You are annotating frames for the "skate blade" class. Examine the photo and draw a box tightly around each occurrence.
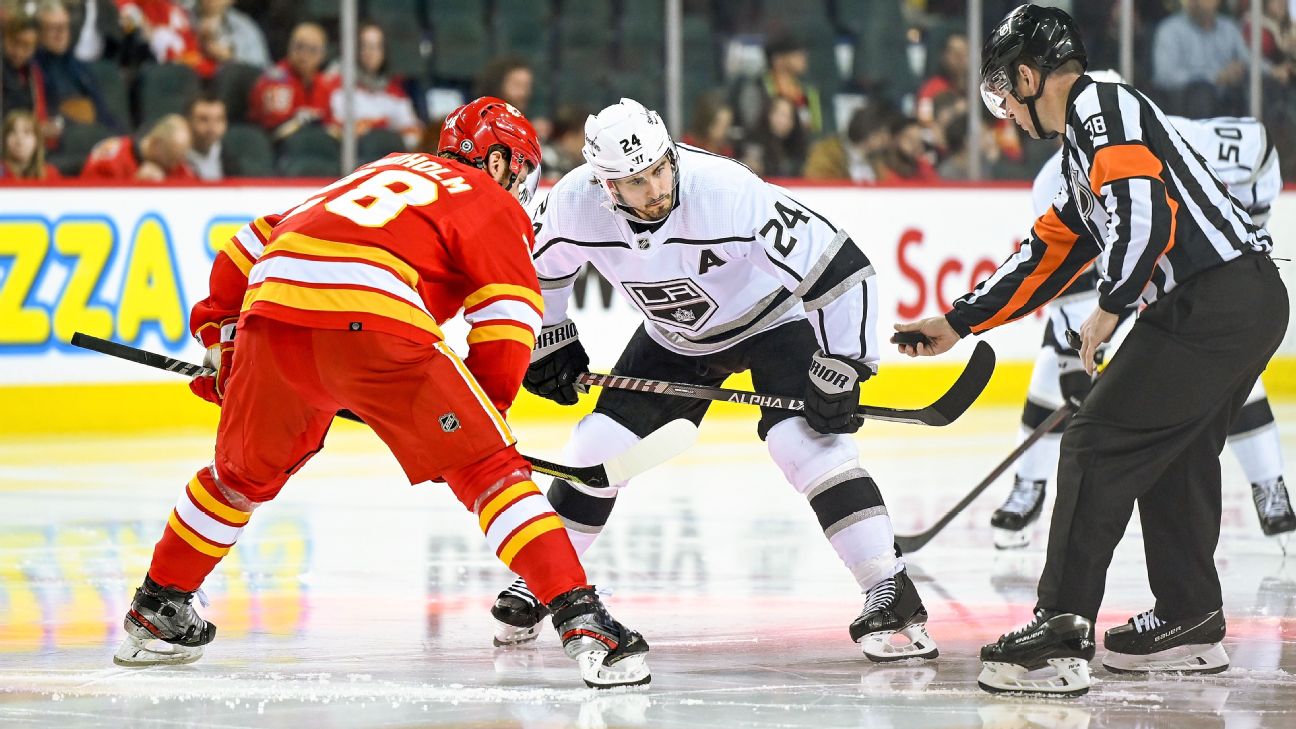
[1102,642,1229,675]
[492,619,543,648]
[993,527,1031,550]
[577,650,651,689]
[977,657,1091,697]
[860,623,939,663]
[113,634,204,667]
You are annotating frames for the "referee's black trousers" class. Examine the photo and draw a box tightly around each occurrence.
[1036,254,1289,623]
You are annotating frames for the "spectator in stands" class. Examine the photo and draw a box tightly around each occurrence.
[192,0,270,73]
[82,111,193,180]
[803,102,895,182]
[249,21,337,141]
[935,112,1002,180]
[1242,0,1296,78]
[329,20,420,150]
[539,102,591,180]
[185,93,227,181]
[741,95,808,178]
[682,91,735,158]
[472,55,546,136]
[876,116,938,182]
[68,0,122,63]
[36,1,121,131]
[2,109,61,180]
[734,31,823,141]
[3,16,51,129]
[117,0,202,68]
[916,32,968,127]
[1152,0,1251,117]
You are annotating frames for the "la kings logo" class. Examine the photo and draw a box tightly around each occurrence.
[624,278,717,332]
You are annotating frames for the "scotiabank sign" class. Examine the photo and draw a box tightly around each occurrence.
[1,183,1291,386]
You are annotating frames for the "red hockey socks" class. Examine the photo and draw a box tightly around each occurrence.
[146,467,251,592]
[446,448,587,605]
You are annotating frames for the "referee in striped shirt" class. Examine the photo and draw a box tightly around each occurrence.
[896,5,1289,695]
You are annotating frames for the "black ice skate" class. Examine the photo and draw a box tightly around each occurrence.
[549,586,650,689]
[978,609,1095,696]
[1101,608,1229,674]
[491,577,549,647]
[114,576,216,666]
[1252,477,1295,542]
[849,569,938,662]
[991,477,1046,549]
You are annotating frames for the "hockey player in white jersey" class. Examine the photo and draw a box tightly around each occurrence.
[490,98,937,663]
[991,99,1293,549]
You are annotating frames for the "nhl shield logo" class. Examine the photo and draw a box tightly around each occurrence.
[439,413,460,433]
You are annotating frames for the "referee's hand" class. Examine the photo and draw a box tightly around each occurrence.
[1077,308,1119,375]
[892,317,959,357]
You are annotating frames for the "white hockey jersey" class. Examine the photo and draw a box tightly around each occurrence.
[532,144,879,365]
[1033,114,1282,349]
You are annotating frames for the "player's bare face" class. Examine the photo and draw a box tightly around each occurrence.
[612,155,674,221]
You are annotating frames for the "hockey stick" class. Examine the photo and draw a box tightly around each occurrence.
[893,402,1074,553]
[576,340,996,427]
[69,332,697,491]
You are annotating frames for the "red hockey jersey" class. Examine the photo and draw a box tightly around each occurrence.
[191,153,542,412]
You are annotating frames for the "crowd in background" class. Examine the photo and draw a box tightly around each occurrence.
[2,0,1295,184]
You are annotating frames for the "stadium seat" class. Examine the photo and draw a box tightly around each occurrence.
[137,63,201,127]
[279,155,342,177]
[222,124,276,177]
[213,63,263,125]
[357,129,406,164]
[85,60,131,131]
[277,125,340,177]
[430,0,488,82]
[492,0,550,62]
[48,122,113,176]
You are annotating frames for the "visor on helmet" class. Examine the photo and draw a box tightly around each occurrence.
[980,65,1014,119]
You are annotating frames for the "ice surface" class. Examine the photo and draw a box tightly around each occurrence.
[1,407,1293,727]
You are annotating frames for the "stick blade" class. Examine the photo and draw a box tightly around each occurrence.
[918,340,996,426]
[602,419,699,486]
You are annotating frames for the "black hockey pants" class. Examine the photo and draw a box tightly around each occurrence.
[1036,254,1289,623]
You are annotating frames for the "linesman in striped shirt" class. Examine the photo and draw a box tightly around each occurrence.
[895,5,1289,696]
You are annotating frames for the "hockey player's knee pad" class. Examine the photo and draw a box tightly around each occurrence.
[766,418,860,495]
[443,445,532,511]
[560,413,641,470]
[208,463,265,512]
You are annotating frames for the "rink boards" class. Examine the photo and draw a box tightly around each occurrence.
[1,181,1293,435]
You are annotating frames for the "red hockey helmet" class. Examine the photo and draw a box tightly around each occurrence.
[439,96,542,202]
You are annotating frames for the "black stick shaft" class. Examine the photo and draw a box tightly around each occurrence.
[894,402,1073,553]
[68,332,600,484]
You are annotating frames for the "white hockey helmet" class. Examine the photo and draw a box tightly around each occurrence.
[582,98,679,221]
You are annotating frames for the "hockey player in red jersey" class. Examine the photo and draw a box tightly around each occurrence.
[114,97,651,689]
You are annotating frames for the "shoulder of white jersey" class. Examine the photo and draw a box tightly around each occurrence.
[1032,147,1066,217]
[676,143,766,202]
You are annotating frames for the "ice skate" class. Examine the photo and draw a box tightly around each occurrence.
[849,569,938,662]
[549,586,650,689]
[113,576,216,667]
[1252,477,1295,553]
[491,577,549,647]
[978,609,1095,696]
[991,477,1046,549]
[1101,608,1229,674]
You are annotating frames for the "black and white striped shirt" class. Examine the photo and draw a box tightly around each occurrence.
[947,75,1273,336]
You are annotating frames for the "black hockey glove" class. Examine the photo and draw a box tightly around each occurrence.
[804,350,874,435]
[523,319,589,406]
